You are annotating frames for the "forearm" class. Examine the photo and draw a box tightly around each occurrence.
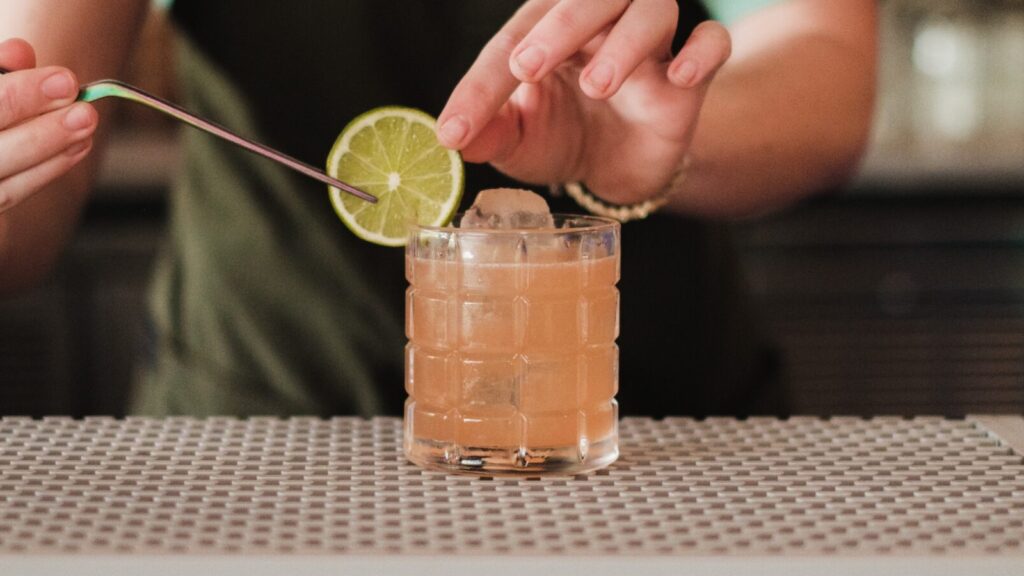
[669,0,877,218]
[0,155,99,295]
[0,0,148,294]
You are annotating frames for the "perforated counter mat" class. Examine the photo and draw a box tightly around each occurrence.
[1,416,1023,575]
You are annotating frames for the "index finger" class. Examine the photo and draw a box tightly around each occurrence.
[436,0,555,150]
[0,66,81,130]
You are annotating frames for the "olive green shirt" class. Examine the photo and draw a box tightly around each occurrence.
[133,1,787,418]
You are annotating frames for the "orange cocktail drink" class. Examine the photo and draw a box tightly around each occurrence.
[404,214,620,475]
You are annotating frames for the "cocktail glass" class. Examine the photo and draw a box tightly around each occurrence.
[404,214,620,476]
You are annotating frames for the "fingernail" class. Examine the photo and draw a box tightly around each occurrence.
[513,45,545,79]
[64,140,90,156]
[438,116,469,147]
[41,71,76,99]
[63,104,94,130]
[586,61,615,93]
[672,60,698,86]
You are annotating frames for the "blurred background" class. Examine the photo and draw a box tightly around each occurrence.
[1,1,1023,417]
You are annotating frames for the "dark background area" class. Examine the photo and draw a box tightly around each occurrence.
[2,1,1023,417]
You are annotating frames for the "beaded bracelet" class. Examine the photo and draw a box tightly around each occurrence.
[557,156,691,223]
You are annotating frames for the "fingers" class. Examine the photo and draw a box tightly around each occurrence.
[509,0,631,83]
[0,37,97,214]
[579,0,679,99]
[0,65,82,130]
[0,38,37,72]
[437,0,555,149]
[667,20,732,88]
[0,102,97,180]
[0,137,93,214]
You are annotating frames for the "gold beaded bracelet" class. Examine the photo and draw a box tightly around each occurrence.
[556,156,691,223]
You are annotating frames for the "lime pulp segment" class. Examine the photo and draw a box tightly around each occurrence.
[327,107,463,246]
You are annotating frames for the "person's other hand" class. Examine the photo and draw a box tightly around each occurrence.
[0,38,97,214]
[437,0,730,205]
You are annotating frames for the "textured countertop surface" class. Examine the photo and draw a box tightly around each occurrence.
[1,415,1022,575]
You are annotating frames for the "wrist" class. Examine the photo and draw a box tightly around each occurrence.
[555,155,691,222]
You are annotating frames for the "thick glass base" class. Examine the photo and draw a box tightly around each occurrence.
[404,435,619,477]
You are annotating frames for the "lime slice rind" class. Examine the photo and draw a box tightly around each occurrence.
[327,106,463,247]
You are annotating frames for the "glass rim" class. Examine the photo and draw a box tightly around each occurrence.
[409,213,621,236]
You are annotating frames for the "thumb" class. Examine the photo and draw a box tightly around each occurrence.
[459,100,522,165]
[667,21,732,89]
[0,38,37,71]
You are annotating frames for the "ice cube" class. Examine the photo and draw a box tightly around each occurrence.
[460,188,555,230]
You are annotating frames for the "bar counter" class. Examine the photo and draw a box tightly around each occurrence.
[1,416,1022,575]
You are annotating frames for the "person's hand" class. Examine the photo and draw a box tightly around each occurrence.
[437,0,730,205]
[0,38,97,214]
